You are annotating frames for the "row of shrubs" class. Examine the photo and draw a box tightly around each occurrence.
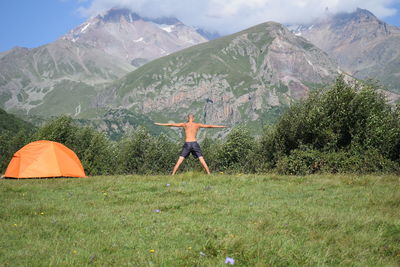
[1,76,399,175]
[0,116,257,175]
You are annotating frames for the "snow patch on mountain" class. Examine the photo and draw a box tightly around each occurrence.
[157,24,175,33]
[81,23,91,33]
[133,37,144,43]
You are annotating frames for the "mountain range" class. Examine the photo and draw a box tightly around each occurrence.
[291,8,400,94]
[106,21,338,133]
[0,8,207,118]
[1,7,399,138]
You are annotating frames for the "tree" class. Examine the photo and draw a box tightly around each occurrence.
[261,76,400,174]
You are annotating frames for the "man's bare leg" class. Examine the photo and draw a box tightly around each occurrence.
[198,156,211,174]
[172,156,185,175]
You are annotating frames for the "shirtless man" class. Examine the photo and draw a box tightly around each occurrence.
[155,114,227,175]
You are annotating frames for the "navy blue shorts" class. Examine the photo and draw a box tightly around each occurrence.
[180,142,203,158]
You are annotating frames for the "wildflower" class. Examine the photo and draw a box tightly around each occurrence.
[200,251,206,256]
[225,257,235,265]
[219,172,224,174]
[166,184,171,187]
[40,212,44,215]
[188,246,192,250]
[153,209,161,213]
[73,250,77,254]
[13,224,17,227]
[149,249,155,253]
[103,192,108,196]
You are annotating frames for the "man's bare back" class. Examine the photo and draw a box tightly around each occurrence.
[154,114,227,174]
[182,121,223,141]
[183,122,199,142]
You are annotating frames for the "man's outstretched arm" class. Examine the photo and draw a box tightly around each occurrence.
[154,122,185,127]
[199,124,228,128]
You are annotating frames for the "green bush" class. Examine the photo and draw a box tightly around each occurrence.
[258,126,280,170]
[276,148,399,175]
[116,127,179,175]
[76,128,116,176]
[276,148,323,175]
[217,127,256,173]
[265,76,400,174]
[200,136,222,172]
[0,129,32,174]
[141,134,180,174]
[34,116,78,146]
[116,127,152,174]
[271,76,399,154]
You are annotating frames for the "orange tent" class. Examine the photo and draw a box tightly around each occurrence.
[4,140,86,179]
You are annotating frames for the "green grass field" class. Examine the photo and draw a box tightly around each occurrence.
[1,173,400,266]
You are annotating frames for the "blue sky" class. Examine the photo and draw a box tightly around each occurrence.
[0,0,87,52]
[385,2,400,25]
[1,0,400,52]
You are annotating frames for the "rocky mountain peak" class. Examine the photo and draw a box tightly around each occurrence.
[292,8,400,96]
[331,8,391,32]
[354,8,378,19]
[293,8,400,51]
[266,22,301,39]
[61,7,207,67]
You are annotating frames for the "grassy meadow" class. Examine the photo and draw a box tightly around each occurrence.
[1,173,400,266]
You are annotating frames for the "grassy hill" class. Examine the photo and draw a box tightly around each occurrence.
[0,108,35,133]
[1,173,399,266]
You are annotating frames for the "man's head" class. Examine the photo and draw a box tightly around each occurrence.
[187,113,194,122]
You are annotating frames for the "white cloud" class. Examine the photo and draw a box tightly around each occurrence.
[77,0,400,34]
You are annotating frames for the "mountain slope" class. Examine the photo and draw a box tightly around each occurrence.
[107,22,339,129]
[294,8,400,93]
[0,40,134,116]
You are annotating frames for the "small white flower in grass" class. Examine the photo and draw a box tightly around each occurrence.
[166,184,170,187]
[153,209,161,213]
[200,251,206,256]
[225,257,235,265]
